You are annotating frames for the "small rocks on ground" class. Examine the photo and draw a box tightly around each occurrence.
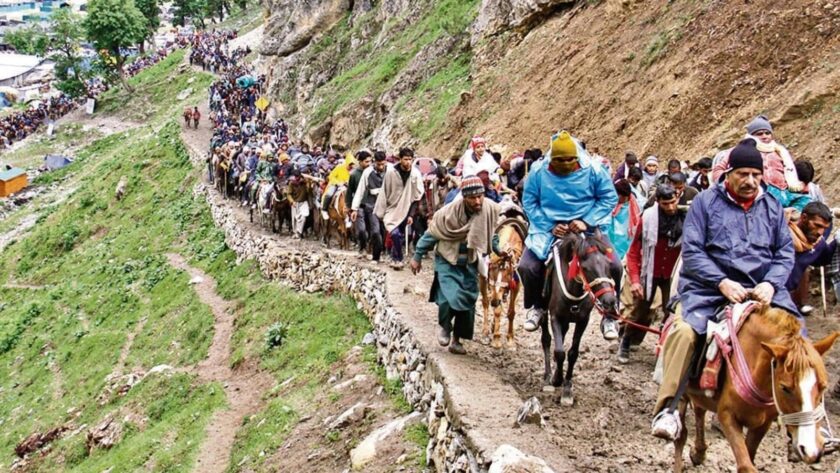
[515,396,545,428]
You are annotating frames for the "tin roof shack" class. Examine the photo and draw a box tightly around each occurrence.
[0,167,27,197]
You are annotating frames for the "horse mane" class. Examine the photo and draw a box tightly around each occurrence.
[758,306,820,377]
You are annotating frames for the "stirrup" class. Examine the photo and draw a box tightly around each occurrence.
[651,410,681,441]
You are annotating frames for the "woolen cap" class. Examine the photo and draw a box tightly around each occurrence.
[550,131,577,159]
[746,115,773,135]
[460,175,484,197]
[727,138,763,173]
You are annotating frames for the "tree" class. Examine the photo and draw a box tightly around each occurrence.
[173,0,208,28]
[135,0,160,52]
[49,8,92,97]
[83,0,147,93]
[3,26,49,56]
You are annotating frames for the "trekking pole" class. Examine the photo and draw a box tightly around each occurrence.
[405,224,411,260]
[821,266,828,317]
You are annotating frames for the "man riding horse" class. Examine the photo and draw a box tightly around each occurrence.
[519,130,622,339]
[651,138,802,441]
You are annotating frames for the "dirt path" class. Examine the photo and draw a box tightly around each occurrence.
[165,253,273,473]
[187,162,840,471]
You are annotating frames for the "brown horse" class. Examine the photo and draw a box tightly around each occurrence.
[479,217,526,349]
[324,187,350,249]
[673,305,838,473]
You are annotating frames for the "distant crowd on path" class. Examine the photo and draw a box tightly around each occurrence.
[0,30,196,154]
[189,30,249,75]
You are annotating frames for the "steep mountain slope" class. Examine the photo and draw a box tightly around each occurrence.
[260,0,840,189]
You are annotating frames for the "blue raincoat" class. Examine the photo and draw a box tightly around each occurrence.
[522,153,618,260]
[606,202,632,260]
[678,184,800,334]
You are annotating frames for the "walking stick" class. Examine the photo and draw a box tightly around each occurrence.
[821,266,828,317]
[405,223,411,260]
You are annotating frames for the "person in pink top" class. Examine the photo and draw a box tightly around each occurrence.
[711,115,810,211]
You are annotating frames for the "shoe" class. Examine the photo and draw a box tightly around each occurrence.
[262,208,270,214]
[448,340,466,355]
[601,318,619,341]
[321,211,329,220]
[390,261,404,270]
[617,339,630,364]
[651,410,681,441]
[800,305,814,316]
[523,308,545,332]
[438,326,451,347]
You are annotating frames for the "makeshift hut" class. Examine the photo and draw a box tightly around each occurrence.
[0,167,27,197]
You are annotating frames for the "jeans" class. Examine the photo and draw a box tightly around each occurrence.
[390,220,409,262]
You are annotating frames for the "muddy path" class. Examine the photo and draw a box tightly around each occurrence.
[166,253,274,473]
[182,118,840,471]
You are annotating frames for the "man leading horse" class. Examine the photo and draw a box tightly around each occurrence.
[519,130,622,339]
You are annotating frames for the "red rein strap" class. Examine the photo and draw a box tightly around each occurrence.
[573,245,662,336]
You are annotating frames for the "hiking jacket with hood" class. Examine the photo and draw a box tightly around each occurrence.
[522,152,617,260]
[678,183,800,334]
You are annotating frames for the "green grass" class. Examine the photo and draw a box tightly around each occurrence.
[216,5,263,34]
[96,50,215,123]
[406,52,472,141]
[307,0,480,128]
[1,123,100,170]
[404,422,430,466]
[0,31,388,472]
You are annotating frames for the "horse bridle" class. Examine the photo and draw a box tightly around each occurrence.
[554,243,617,312]
[769,360,838,453]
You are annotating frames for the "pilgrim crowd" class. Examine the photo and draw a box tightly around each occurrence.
[197,29,840,444]
[0,31,194,153]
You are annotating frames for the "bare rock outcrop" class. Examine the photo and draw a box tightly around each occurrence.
[472,0,575,40]
[261,0,351,57]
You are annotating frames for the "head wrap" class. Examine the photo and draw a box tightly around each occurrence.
[460,175,484,197]
[746,115,773,135]
[470,136,486,150]
[550,131,577,159]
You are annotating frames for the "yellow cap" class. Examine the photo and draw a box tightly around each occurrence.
[550,131,577,159]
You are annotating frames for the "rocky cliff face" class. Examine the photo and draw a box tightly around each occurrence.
[260,0,840,191]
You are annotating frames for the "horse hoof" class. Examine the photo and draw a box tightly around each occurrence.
[689,450,706,466]
[505,340,517,351]
[480,335,491,346]
[491,339,503,349]
[542,385,555,393]
[560,395,574,407]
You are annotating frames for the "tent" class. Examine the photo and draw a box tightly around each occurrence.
[44,154,72,170]
[236,75,255,88]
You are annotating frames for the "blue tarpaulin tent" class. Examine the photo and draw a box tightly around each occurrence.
[236,75,256,88]
[44,155,72,170]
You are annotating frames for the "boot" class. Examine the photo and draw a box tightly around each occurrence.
[437,325,450,347]
[617,336,631,364]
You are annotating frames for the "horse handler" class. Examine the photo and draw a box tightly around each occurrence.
[410,176,500,355]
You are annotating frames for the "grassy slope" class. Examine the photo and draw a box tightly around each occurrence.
[0,46,374,472]
[303,0,480,141]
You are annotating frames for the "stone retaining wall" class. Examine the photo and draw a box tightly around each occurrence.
[188,150,484,471]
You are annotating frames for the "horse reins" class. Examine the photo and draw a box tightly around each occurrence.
[562,244,662,336]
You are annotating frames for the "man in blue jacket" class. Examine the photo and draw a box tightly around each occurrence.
[519,131,621,339]
[651,138,800,441]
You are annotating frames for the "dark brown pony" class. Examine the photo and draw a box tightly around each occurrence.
[674,306,838,473]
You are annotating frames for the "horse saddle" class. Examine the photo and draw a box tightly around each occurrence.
[698,301,761,396]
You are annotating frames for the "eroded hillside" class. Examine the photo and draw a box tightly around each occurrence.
[260,0,840,190]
